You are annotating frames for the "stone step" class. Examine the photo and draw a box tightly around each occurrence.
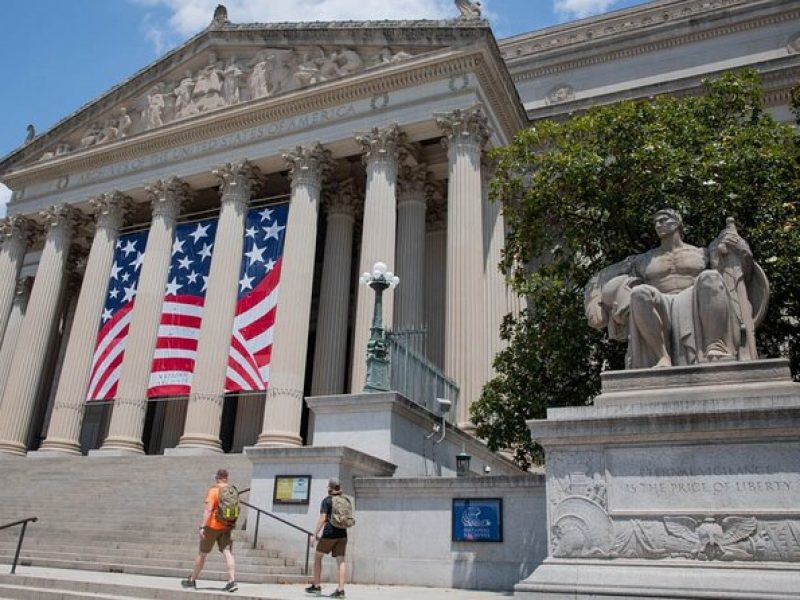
[0,540,286,559]
[0,549,293,569]
[0,572,280,600]
[0,557,308,583]
[0,543,290,564]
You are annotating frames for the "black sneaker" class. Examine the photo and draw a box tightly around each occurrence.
[180,578,196,589]
[305,584,322,596]
[329,590,346,598]
[223,581,238,593]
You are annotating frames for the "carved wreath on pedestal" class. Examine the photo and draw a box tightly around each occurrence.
[548,451,800,563]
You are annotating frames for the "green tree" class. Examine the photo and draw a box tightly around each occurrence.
[473,71,800,470]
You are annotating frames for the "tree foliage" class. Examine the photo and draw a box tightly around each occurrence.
[472,71,800,470]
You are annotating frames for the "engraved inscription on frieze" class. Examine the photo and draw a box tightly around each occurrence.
[606,443,799,514]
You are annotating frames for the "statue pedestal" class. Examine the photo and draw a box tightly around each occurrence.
[515,359,800,599]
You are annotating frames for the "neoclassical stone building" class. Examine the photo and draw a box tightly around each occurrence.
[0,0,796,456]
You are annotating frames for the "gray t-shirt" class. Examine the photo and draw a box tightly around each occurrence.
[320,495,347,539]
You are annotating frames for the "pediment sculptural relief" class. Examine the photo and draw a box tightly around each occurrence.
[38,45,415,162]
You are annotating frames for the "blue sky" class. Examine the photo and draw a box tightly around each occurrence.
[0,0,651,213]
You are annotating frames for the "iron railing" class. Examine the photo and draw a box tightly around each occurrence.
[0,517,37,574]
[387,329,459,423]
[238,489,312,575]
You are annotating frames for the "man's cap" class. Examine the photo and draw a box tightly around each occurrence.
[328,477,340,489]
[216,469,229,480]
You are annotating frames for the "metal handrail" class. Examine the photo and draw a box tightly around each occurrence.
[0,517,38,574]
[238,489,313,576]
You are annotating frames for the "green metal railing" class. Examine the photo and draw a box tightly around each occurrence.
[238,489,312,575]
[387,329,459,423]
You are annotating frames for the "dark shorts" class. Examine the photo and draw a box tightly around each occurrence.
[316,537,347,557]
[199,526,233,553]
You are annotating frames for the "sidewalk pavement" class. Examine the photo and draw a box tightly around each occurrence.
[12,566,514,599]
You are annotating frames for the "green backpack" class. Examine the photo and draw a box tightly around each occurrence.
[215,484,240,526]
[330,495,355,529]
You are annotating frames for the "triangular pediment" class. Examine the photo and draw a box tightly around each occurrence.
[2,17,495,173]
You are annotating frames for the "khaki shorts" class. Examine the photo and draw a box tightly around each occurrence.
[316,537,347,557]
[199,526,233,553]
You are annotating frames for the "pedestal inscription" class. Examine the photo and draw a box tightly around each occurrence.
[607,442,800,514]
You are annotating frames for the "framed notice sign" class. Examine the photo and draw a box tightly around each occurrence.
[273,475,311,505]
[452,498,503,542]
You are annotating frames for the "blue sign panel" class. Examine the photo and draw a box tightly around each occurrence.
[452,498,503,542]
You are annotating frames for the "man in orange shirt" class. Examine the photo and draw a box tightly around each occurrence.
[181,469,238,592]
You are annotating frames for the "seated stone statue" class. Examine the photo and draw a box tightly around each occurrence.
[584,209,769,369]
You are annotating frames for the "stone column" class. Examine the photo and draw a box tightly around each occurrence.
[395,164,428,333]
[99,178,189,454]
[38,193,129,454]
[33,259,83,450]
[436,105,490,428]
[177,160,261,453]
[0,204,78,456]
[0,216,32,347]
[0,277,32,398]
[350,124,403,392]
[482,159,509,379]
[257,143,332,447]
[424,184,447,370]
[311,179,359,396]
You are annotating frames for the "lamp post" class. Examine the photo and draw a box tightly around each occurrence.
[360,261,399,392]
[456,447,472,477]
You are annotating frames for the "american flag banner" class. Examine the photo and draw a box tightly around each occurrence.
[225,203,289,392]
[86,229,150,401]
[148,217,219,397]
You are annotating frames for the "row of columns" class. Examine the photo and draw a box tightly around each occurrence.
[0,105,509,455]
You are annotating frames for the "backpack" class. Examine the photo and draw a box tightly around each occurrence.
[329,494,355,529]
[215,484,240,527]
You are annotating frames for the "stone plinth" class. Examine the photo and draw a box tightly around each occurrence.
[307,392,521,477]
[515,359,800,600]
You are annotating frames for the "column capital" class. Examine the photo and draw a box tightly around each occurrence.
[436,104,490,154]
[0,215,34,246]
[282,143,333,192]
[323,178,360,218]
[90,191,131,233]
[356,123,406,168]
[425,181,447,232]
[145,177,191,219]
[213,159,263,207]
[397,164,430,202]
[39,204,80,242]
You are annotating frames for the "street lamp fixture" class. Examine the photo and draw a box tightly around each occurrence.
[360,261,400,392]
[456,447,472,477]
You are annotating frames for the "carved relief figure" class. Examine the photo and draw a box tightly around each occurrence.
[173,71,197,119]
[80,123,102,148]
[585,209,769,369]
[221,57,244,104]
[192,62,225,112]
[370,47,413,66]
[144,84,168,129]
[248,51,272,99]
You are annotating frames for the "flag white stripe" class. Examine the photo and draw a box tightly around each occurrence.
[87,338,126,399]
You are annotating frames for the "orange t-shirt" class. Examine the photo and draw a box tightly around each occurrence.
[205,484,230,531]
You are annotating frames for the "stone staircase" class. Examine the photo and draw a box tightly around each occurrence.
[0,454,308,593]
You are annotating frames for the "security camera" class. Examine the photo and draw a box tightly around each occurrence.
[483,465,492,475]
[435,398,452,411]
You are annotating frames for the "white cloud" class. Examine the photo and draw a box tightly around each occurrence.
[554,0,616,19]
[132,0,455,51]
[0,184,11,218]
